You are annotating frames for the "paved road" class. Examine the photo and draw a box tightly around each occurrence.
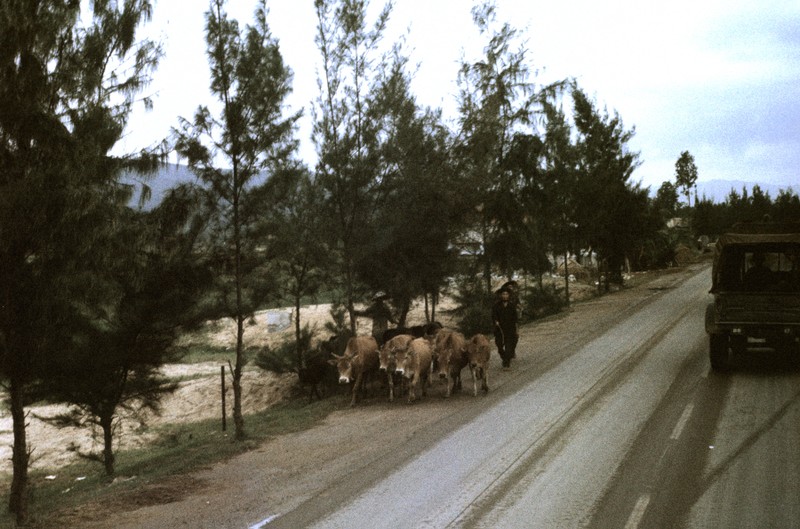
[268,266,800,529]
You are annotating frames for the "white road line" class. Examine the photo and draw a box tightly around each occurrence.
[670,403,695,440]
[624,494,651,529]
[250,514,279,528]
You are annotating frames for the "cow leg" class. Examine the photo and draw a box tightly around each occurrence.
[350,373,363,407]
[481,368,489,393]
[471,366,479,397]
[387,372,394,402]
[407,376,417,403]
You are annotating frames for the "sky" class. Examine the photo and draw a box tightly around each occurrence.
[116,0,800,193]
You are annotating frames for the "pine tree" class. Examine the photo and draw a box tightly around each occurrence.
[675,150,698,207]
[312,0,393,333]
[455,1,544,295]
[571,86,644,287]
[41,192,212,476]
[0,1,160,521]
[173,0,300,441]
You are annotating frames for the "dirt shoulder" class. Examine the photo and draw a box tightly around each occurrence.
[37,264,710,529]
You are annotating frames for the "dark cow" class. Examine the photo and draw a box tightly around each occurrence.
[394,337,433,403]
[379,334,414,402]
[433,329,468,398]
[465,333,491,396]
[381,321,443,346]
[295,332,353,403]
[328,335,380,407]
[297,354,336,403]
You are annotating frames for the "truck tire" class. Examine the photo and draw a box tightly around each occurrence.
[709,334,730,371]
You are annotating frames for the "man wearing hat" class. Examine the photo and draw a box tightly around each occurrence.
[492,287,519,369]
[355,291,395,345]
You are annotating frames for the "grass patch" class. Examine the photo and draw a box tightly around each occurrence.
[0,395,342,528]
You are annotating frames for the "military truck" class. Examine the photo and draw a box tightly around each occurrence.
[705,222,800,370]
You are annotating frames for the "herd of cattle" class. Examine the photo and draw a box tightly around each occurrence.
[299,324,492,406]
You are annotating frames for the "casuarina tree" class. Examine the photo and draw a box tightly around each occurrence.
[455,1,558,295]
[40,190,212,477]
[675,150,698,207]
[0,1,160,522]
[173,0,301,441]
[312,0,394,334]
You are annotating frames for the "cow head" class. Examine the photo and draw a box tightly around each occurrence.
[328,353,354,384]
[394,346,411,377]
[395,347,415,379]
[436,346,452,379]
[378,344,394,372]
[381,335,412,372]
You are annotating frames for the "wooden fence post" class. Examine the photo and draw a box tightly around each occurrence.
[221,365,227,432]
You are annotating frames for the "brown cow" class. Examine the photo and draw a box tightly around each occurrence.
[465,333,491,396]
[394,337,433,403]
[433,329,468,398]
[328,335,380,407]
[379,334,414,402]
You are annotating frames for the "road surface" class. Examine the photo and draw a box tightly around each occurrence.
[266,265,800,529]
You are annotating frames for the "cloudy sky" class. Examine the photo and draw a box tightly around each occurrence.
[117,0,800,193]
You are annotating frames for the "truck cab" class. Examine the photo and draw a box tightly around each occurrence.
[705,222,800,370]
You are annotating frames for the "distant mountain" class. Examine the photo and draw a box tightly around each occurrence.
[694,180,797,204]
[125,166,794,209]
[121,163,198,210]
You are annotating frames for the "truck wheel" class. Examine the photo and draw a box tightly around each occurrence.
[709,334,730,371]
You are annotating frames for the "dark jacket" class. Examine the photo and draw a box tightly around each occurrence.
[492,300,518,334]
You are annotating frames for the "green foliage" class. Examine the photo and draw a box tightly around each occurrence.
[37,200,213,477]
[324,305,350,336]
[254,325,315,374]
[450,274,494,337]
[675,150,699,206]
[455,1,563,292]
[632,229,678,270]
[313,0,396,332]
[172,0,302,441]
[693,187,800,237]
[520,284,568,322]
[654,181,680,220]
[0,0,162,520]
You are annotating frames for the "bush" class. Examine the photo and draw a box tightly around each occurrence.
[254,325,315,374]
[449,274,494,337]
[521,283,567,322]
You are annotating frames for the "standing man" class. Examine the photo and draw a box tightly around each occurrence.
[355,291,395,345]
[492,287,519,370]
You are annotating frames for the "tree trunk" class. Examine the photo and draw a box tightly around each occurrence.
[8,375,29,524]
[295,295,303,370]
[563,249,570,307]
[101,413,116,476]
[233,314,245,441]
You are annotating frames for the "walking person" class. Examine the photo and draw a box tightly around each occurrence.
[492,287,519,370]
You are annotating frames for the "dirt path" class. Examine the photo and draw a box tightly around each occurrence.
[38,265,709,528]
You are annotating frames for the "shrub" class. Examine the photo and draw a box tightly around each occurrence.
[521,283,567,322]
[254,325,315,374]
[449,274,494,337]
